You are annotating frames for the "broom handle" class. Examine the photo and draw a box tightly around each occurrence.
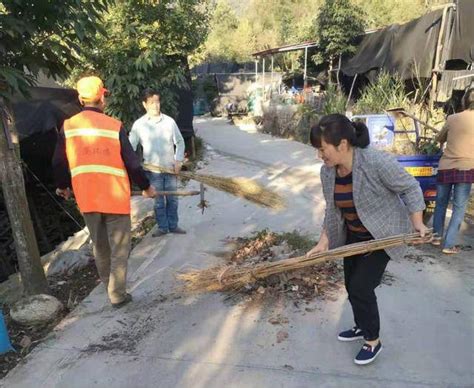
[245,231,432,280]
[131,190,200,196]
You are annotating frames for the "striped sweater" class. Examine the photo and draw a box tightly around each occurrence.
[334,172,373,241]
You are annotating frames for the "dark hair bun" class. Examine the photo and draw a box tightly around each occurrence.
[309,114,371,149]
[352,121,370,148]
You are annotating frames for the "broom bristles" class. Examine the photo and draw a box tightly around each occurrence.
[144,163,286,210]
[178,231,432,293]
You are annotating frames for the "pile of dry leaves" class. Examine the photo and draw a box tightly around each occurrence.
[226,230,344,301]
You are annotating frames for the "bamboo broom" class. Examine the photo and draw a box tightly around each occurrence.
[178,231,432,293]
[144,163,286,210]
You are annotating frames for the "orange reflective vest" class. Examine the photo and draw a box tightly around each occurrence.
[63,110,131,214]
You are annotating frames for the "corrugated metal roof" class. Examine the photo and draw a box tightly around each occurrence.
[252,41,318,57]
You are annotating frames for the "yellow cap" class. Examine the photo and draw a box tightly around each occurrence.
[76,76,108,102]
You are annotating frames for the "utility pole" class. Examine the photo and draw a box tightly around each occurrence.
[0,103,49,295]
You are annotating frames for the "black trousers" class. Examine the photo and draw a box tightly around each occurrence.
[344,249,390,341]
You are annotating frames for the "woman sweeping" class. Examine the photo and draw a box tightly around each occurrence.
[307,114,429,365]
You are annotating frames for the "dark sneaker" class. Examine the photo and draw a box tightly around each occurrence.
[170,227,186,234]
[112,293,132,309]
[354,342,383,365]
[152,229,168,237]
[338,327,364,342]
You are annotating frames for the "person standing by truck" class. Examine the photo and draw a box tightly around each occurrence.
[432,88,474,254]
[307,114,428,365]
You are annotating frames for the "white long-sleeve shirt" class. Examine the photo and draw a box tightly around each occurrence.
[129,113,185,169]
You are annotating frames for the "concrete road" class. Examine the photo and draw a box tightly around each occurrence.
[2,118,473,388]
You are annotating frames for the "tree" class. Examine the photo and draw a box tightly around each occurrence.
[198,0,324,66]
[202,0,240,61]
[0,110,50,295]
[0,0,110,98]
[352,0,427,29]
[70,0,211,129]
[312,0,366,75]
[0,0,109,295]
[196,0,434,70]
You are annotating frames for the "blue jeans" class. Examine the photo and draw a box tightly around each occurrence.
[433,183,472,249]
[147,172,179,232]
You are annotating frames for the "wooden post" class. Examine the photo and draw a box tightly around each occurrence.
[429,3,453,109]
[336,55,342,88]
[271,55,274,96]
[0,104,49,295]
[304,46,308,88]
[346,73,358,109]
[255,59,258,84]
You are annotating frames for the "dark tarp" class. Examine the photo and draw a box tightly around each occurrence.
[215,73,257,96]
[389,10,442,78]
[341,26,397,77]
[175,88,194,139]
[342,10,443,79]
[448,0,474,64]
[11,87,81,140]
[174,65,195,139]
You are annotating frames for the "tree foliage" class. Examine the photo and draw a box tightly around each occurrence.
[71,0,211,128]
[198,0,433,66]
[200,0,322,65]
[245,0,322,49]
[353,0,427,29]
[200,0,240,61]
[312,0,365,66]
[0,0,110,100]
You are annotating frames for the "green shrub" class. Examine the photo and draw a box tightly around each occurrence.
[353,71,410,114]
[321,83,347,115]
[295,104,319,143]
[417,137,441,155]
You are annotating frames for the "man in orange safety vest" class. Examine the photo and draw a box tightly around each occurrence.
[53,76,157,308]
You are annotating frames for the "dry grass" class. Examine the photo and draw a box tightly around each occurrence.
[144,163,286,210]
[178,232,432,293]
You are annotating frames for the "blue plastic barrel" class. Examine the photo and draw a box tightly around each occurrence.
[193,98,208,116]
[0,309,14,354]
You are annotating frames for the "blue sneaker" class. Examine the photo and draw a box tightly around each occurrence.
[354,342,383,365]
[337,327,364,342]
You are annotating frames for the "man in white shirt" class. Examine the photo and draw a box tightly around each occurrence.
[129,88,186,237]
